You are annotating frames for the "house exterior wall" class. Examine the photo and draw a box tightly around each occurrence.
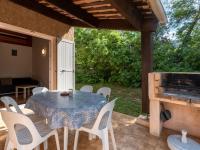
[0,0,74,40]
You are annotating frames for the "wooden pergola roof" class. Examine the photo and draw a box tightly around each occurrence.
[11,0,167,32]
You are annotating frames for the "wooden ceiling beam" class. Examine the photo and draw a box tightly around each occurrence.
[141,19,158,32]
[97,19,138,31]
[105,0,141,30]
[71,19,136,30]
[137,7,151,12]
[44,0,99,27]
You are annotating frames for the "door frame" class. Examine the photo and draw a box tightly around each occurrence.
[0,22,56,89]
[57,38,75,90]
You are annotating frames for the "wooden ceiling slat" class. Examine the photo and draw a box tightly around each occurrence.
[39,3,78,19]
[142,11,152,14]
[93,13,121,17]
[91,11,119,14]
[88,8,117,13]
[40,3,77,19]
[11,0,78,25]
[86,6,116,11]
[42,0,99,27]
[134,0,146,2]
[11,0,159,31]
[10,0,90,27]
[98,17,124,19]
[73,0,103,5]
[81,4,111,9]
[79,1,111,9]
[137,5,150,9]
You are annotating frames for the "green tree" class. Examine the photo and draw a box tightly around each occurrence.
[154,0,200,72]
[75,0,200,87]
[75,29,141,87]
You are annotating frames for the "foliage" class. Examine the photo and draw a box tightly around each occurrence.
[154,0,200,72]
[75,29,141,87]
[75,0,200,87]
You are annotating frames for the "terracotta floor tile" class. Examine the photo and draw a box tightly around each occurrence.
[0,112,192,150]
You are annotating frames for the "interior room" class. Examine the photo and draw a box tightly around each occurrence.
[0,29,50,104]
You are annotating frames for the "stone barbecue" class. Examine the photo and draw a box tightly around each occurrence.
[149,72,200,138]
[160,73,200,103]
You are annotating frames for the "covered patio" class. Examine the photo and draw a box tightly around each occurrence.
[2,0,197,150]
[11,0,167,113]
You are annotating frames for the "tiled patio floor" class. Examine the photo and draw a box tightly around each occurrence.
[0,112,178,150]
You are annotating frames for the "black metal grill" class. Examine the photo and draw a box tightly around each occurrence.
[160,73,200,103]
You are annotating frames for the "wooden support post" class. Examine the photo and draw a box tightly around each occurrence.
[141,31,153,113]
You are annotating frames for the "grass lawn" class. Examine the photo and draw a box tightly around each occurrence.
[76,83,142,117]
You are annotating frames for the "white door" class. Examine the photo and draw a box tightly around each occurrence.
[57,39,75,91]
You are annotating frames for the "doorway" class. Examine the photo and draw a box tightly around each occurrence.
[0,22,56,90]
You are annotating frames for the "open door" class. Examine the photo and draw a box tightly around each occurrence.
[57,39,75,91]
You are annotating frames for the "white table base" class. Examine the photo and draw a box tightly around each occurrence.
[64,127,68,150]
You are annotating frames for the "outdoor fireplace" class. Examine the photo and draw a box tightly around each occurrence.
[149,72,200,138]
[160,73,200,103]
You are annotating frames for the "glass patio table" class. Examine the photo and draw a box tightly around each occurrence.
[25,91,107,150]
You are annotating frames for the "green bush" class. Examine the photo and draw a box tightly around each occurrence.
[75,29,142,87]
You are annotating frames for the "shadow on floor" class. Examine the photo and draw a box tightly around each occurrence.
[0,112,175,150]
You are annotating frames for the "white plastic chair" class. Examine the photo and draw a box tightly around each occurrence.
[80,85,93,93]
[32,87,48,95]
[73,98,117,150]
[97,87,111,100]
[0,96,23,114]
[0,96,44,122]
[1,110,60,150]
[0,96,47,150]
[89,87,111,140]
